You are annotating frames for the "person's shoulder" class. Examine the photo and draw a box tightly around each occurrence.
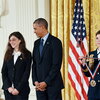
[89,50,97,55]
[25,49,31,56]
[50,34,62,43]
[34,38,40,44]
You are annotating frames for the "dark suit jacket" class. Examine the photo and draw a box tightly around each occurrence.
[1,52,31,95]
[82,49,100,99]
[32,34,64,92]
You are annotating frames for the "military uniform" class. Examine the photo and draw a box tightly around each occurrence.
[81,49,100,100]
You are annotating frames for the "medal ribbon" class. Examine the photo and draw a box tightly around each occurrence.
[86,61,100,79]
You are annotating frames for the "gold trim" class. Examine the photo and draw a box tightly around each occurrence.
[90,80,96,87]
[82,68,89,72]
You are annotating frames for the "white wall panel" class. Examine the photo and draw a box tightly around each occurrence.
[0,0,50,99]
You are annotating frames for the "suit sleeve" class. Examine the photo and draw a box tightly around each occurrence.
[32,42,38,85]
[44,38,62,85]
[1,60,12,90]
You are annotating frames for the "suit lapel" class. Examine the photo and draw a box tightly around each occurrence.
[10,55,14,66]
[14,54,23,66]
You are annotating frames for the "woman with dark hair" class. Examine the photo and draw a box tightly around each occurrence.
[1,31,31,100]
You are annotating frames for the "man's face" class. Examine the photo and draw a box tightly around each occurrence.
[33,23,44,38]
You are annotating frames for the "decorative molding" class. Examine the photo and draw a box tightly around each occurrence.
[0,89,3,100]
[0,0,9,16]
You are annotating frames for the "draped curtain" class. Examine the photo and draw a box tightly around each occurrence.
[50,0,100,100]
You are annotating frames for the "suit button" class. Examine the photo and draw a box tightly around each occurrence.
[97,72,99,74]
[98,80,100,82]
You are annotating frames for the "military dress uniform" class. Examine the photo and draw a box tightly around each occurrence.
[81,49,100,100]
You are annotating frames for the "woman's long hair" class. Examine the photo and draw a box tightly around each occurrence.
[4,31,30,61]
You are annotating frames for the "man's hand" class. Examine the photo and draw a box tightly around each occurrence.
[38,82,47,91]
[34,81,47,91]
[34,81,40,91]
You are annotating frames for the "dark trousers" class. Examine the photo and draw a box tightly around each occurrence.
[4,90,29,100]
[36,90,62,100]
[88,99,100,100]
[88,98,100,100]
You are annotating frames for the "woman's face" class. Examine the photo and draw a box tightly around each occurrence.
[96,34,100,48]
[9,35,21,50]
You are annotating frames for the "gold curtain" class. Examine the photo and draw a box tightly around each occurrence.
[50,0,100,100]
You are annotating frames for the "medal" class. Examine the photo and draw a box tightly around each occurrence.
[85,56,100,79]
[90,80,96,87]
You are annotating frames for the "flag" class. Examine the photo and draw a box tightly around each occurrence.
[68,0,89,100]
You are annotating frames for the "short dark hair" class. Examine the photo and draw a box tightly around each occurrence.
[96,30,100,36]
[33,18,48,29]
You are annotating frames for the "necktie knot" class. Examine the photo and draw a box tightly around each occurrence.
[41,39,44,44]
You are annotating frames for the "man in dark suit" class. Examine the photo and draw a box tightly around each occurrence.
[32,18,64,100]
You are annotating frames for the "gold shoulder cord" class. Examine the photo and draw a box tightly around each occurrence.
[82,68,89,72]
[88,54,94,68]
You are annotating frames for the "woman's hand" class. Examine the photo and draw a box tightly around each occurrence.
[8,87,14,93]
[11,88,19,95]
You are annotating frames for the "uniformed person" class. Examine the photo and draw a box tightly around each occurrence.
[79,30,100,100]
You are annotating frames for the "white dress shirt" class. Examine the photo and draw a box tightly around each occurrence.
[41,33,49,45]
[13,51,21,64]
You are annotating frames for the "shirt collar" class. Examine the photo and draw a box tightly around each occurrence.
[97,49,100,55]
[41,33,49,45]
[13,51,21,56]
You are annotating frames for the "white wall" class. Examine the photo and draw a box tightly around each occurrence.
[0,0,50,99]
